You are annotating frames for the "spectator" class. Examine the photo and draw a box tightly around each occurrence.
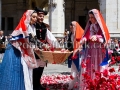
[0,30,5,54]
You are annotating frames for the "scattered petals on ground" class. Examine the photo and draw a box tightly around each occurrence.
[41,74,72,89]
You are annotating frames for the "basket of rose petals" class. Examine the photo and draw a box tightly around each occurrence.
[34,49,72,64]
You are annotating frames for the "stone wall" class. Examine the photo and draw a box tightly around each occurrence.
[2,0,27,35]
[1,0,48,35]
[65,0,99,29]
[99,0,120,37]
[106,0,120,37]
[1,0,120,37]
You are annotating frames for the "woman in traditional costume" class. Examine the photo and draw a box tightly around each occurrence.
[67,21,84,89]
[77,9,110,90]
[0,10,38,90]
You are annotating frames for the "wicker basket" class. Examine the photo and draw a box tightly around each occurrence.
[34,50,72,64]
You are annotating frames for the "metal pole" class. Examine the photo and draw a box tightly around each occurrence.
[48,0,52,31]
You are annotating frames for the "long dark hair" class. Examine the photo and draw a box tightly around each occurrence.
[88,11,94,24]
[88,11,94,15]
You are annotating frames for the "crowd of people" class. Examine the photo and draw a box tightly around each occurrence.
[108,38,120,65]
[0,7,119,90]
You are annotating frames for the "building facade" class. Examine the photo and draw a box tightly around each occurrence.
[0,0,120,37]
[1,0,48,35]
[65,0,120,37]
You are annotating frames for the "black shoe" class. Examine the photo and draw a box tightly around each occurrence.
[33,87,40,90]
[39,85,46,90]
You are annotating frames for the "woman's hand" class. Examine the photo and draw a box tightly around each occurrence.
[73,48,79,57]
[80,37,87,44]
[90,35,97,41]
[33,47,40,51]
[65,49,70,52]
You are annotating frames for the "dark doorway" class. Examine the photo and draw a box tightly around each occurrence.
[32,2,36,9]
[79,16,86,30]
[2,17,5,30]
[7,17,14,30]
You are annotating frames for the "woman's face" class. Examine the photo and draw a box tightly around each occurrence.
[89,14,97,24]
[30,12,37,25]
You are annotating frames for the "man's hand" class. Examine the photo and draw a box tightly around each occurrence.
[65,49,70,52]
[42,44,51,51]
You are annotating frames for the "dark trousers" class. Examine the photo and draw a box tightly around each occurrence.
[33,67,44,89]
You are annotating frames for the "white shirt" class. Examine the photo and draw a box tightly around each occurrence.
[0,36,4,39]
[27,24,60,48]
[28,24,36,36]
[27,24,60,67]
[90,23,99,36]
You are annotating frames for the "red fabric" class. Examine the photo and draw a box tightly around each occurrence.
[74,22,84,50]
[84,27,90,40]
[92,9,110,43]
[15,11,27,31]
[98,11,110,43]
[11,10,37,68]
[84,9,110,43]
[75,22,84,41]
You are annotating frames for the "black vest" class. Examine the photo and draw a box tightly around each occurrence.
[67,32,73,51]
[35,22,47,59]
[35,22,47,41]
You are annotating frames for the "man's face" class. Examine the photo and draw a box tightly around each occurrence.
[0,31,3,36]
[37,13,44,23]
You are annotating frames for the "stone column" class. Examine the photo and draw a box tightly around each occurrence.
[0,0,1,29]
[98,0,106,20]
[49,0,65,38]
[99,0,120,37]
[118,0,120,31]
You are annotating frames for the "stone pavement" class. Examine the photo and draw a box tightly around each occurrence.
[42,64,71,90]
[42,63,120,90]
[43,63,120,75]
[43,63,71,75]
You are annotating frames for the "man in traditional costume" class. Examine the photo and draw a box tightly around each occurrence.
[33,7,60,90]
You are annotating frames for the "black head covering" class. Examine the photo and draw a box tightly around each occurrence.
[34,7,48,15]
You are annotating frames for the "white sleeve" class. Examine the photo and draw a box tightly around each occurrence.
[27,25,31,34]
[96,35,104,43]
[46,30,60,48]
[98,38,104,43]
